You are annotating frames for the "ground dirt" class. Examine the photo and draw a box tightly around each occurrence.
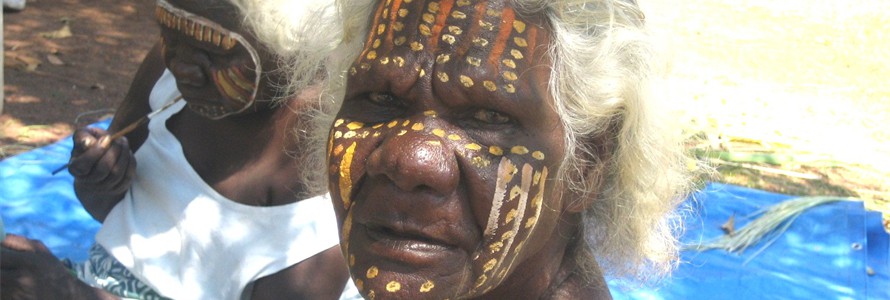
[2,0,157,155]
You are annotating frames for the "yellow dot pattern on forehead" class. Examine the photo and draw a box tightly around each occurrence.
[432,128,446,137]
[346,121,365,130]
[411,123,425,131]
[423,110,438,116]
[386,281,401,292]
[420,280,435,292]
[366,266,379,279]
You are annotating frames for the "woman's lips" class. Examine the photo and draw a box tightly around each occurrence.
[365,224,455,252]
[359,223,463,266]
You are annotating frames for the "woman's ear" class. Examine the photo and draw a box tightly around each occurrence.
[564,129,616,214]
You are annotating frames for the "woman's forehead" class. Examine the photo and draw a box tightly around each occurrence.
[350,0,551,99]
[162,0,240,28]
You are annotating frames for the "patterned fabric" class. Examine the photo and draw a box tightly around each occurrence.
[64,244,170,300]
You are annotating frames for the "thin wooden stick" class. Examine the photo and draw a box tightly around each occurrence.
[51,97,183,175]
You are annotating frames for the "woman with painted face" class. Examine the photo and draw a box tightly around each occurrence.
[0,0,359,299]
[319,0,695,298]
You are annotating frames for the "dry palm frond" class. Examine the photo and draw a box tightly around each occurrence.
[685,196,859,263]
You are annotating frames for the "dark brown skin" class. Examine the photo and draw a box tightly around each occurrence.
[327,0,610,298]
[1,0,350,299]
[1,234,118,300]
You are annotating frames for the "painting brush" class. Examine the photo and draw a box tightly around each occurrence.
[51,97,183,175]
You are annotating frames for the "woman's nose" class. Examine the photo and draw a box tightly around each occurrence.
[365,129,459,195]
[167,47,211,87]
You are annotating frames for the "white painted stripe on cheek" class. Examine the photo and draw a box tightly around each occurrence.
[484,157,513,237]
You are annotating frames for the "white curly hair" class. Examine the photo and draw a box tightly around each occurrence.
[225,0,341,97]
[311,0,696,283]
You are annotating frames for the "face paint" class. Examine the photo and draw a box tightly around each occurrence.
[330,0,565,298]
[155,0,262,119]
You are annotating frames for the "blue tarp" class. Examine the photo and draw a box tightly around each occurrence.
[1,119,887,299]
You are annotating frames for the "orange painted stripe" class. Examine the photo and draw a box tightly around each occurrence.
[385,0,404,49]
[525,25,538,62]
[487,8,514,67]
[427,0,455,51]
[455,1,488,56]
[359,0,389,63]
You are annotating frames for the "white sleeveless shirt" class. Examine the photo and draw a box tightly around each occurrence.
[96,71,341,300]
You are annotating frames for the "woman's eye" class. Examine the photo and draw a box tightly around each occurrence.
[368,92,401,107]
[473,109,512,125]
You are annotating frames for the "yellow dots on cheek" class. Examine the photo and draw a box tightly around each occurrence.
[504,84,516,93]
[423,110,438,117]
[432,129,446,137]
[436,54,451,64]
[420,280,435,292]
[448,26,463,35]
[465,143,482,151]
[334,131,343,139]
[511,49,524,59]
[377,24,386,35]
[442,34,456,45]
[334,119,345,127]
[398,8,408,17]
[437,72,450,82]
[346,122,365,130]
[333,144,345,156]
[367,266,379,279]
[483,81,497,92]
[532,151,545,160]
[467,57,482,67]
[511,146,529,155]
[503,71,518,81]
[447,134,462,141]
[460,75,474,88]
[397,130,408,136]
[411,123,425,131]
[386,281,401,292]
[411,42,425,51]
[401,120,411,127]
[387,120,399,128]
[483,258,497,272]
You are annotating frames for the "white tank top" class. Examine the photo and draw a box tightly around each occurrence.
[96,71,341,300]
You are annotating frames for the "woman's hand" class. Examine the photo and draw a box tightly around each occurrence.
[68,127,137,222]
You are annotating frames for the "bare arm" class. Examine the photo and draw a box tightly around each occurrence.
[1,234,121,300]
[69,40,166,222]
